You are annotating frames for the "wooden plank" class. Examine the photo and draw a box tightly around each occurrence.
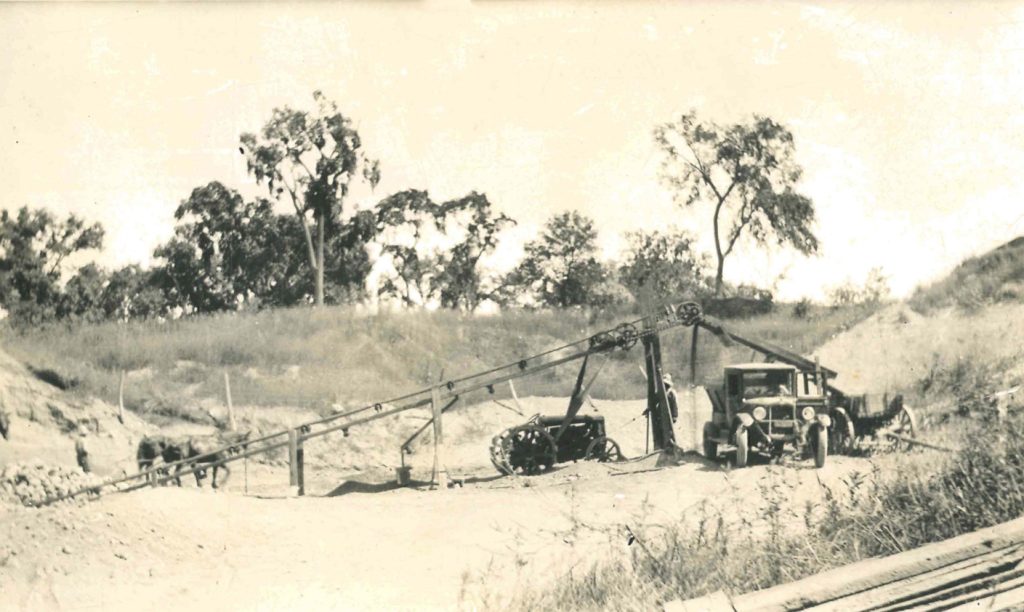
[725,515,1024,612]
[224,372,236,432]
[870,558,1024,611]
[664,590,733,612]
[813,545,1024,611]
[959,582,1024,611]
[288,429,298,488]
[882,432,957,453]
[431,386,448,491]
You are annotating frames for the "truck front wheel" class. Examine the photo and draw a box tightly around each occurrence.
[734,426,749,468]
[813,425,828,469]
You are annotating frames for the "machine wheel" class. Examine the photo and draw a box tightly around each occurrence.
[890,406,918,450]
[813,425,828,468]
[585,436,624,463]
[702,422,718,460]
[734,425,749,468]
[831,408,857,455]
[506,425,557,475]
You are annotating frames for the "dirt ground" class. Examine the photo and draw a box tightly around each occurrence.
[0,393,881,612]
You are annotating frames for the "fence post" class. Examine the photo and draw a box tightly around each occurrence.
[296,433,305,497]
[288,428,298,491]
[224,372,236,432]
[431,386,448,491]
[117,370,126,425]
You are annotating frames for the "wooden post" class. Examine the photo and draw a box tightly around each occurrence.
[296,434,305,496]
[431,386,448,491]
[224,372,236,432]
[287,428,298,490]
[689,326,699,384]
[117,370,126,425]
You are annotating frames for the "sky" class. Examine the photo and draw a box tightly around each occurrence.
[2,1,1024,301]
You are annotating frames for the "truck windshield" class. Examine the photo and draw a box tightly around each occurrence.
[742,372,792,398]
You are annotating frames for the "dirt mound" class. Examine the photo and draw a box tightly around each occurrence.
[0,347,152,477]
[1,462,101,507]
[816,303,1024,395]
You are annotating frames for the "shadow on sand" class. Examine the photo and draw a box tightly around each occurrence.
[324,472,507,497]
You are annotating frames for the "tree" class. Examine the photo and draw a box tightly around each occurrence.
[0,207,104,324]
[655,111,819,295]
[434,192,515,310]
[501,211,608,308]
[373,190,514,309]
[58,263,108,321]
[240,91,381,306]
[619,229,711,306]
[827,266,891,307]
[100,265,167,321]
[163,181,285,311]
[373,190,442,306]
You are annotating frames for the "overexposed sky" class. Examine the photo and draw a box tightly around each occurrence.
[3,2,1024,300]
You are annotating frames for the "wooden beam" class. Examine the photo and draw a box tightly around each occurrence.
[224,372,236,432]
[288,428,299,489]
[117,370,126,424]
[431,386,448,491]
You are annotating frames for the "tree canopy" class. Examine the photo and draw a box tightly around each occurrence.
[500,211,610,308]
[240,91,381,306]
[655,111,819,295]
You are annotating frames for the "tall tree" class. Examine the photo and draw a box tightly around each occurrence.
[100,265,167,321]
[655,111,819,295]
[373,190,513,309]
[165,181,283,311]
[501,211,607,308]
[240,91,381,306]
[434,192,515,311]
[373,190,441,306]
[619,229,711,306]
[0,207,103,324]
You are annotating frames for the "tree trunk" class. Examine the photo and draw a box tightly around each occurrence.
[315,215,325,307]
[715,256,725,296]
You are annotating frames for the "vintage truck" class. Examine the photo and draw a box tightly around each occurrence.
[702,363,832,468]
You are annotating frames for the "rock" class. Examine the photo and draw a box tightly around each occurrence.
[61,545,72,555]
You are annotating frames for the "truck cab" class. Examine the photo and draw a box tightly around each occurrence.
[703,363,831,468]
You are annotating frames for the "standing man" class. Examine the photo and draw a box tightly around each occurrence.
[0,407,9,441]
[664,373,679,424]
[75,427,91,473]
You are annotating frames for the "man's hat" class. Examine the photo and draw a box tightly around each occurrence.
[663,373,673,387]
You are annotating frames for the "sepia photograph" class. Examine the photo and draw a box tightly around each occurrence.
[2,1,1024,610]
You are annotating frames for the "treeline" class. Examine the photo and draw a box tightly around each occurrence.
[2,91,827,326]
[0,197,719,326]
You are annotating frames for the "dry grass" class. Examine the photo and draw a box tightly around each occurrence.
[0,302,877,424]
[910,236,1024,313]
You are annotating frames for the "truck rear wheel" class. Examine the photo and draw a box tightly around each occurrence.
[734,426,749,468]
[702,423,718,460]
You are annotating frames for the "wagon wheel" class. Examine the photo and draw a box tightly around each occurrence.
[830,408,857,455]
[584,436,624,463]
[499,424,557,476]
[889,406,918,450]
[489,428,515,475]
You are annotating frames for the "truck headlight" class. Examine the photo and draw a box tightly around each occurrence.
[752,406,767,421]
[801,406,816,421]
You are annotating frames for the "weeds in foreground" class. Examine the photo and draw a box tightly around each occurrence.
[470,416,1024,611]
